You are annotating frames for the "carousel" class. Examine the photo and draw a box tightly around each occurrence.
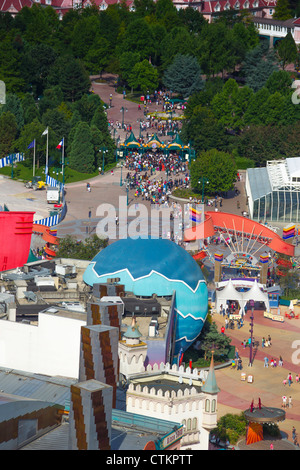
[243,398,286,446]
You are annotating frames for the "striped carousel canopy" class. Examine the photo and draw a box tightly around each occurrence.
[167,133,187,150]
[144,133,164,149]
[120,131,141,148]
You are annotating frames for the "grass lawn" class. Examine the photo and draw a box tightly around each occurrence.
[0,162,104,184]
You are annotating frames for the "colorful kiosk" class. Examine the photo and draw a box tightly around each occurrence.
[244,399,285,445]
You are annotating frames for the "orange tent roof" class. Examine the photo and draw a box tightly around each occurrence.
[184,211,294,257]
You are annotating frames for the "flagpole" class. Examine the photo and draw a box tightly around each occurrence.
[33,139,36,177]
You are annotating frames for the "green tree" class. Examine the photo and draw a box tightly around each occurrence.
[265,69,293,95]
[90,106,110,137]
[14,118,45,169]
[128,60,159,93]
[181,105,229,153]
[279,269,300,297]
[0,37,25,94]
[69,121,95,173]
[41,107,71,142]
[236,125,287,165]
[273,0,293,20]
[119,51,141,82]
[190,149,237,195]
[0,94,24,131]
[243,87,271,125]
[163,54,204,97]
[211,79,253,131]
[277,32,298,70]
[38,86,64,117]
[213,413,247,445]
[159,26,195,70]
[49,55,90,102]
[21,93,40,124]
[84,37,111,75]
[134,0,156,17]
[117,18,155,60]
[199,321,232,361]
[241,42,279,92]
[74,93,103,124]
[71,15,101,59]
[183,78,224,119]
[196,22,241,76]
[21,43,57,97]
[0,111,17,158]
[56,234,108,260]
[16,4,58,45]
[178,7,207,34]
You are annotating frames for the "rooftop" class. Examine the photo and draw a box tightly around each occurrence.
[130,372,203,393]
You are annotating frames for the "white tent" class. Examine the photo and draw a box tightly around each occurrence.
[216,278,269,315]
[216,279,243,312]
[243,279,270,312]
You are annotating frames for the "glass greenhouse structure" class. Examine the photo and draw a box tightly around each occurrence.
[246,158,300,223]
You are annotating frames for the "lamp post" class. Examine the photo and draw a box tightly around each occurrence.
[120,106,127,129]
[10,153,16,179]
[122,180,130,206]
[198,177,209,203]
[249,299,255,367]
[120,163,123,186]
[99,147,108,175]
[137,118,142,138]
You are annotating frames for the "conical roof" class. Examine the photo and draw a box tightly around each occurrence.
[144,133,163,148]
[122,131,141,148]
[124,315,142,339]
[167,133,185,150]
[202,354,220,394]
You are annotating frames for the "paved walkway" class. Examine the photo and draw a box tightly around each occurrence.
[90,73,180,145]
[0,175,50,221]
[212,305,300,443]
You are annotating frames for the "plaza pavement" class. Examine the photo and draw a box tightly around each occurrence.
[212,306,300,443]
[0,174,50,221]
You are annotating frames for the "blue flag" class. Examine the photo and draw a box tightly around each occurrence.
[27,140,35,149]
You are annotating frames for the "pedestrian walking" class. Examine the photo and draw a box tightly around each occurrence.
[289,396,293,408]
[288,373,293,386]
[282,395,287,408]
[264,357,269,368]
[268,334,272,346]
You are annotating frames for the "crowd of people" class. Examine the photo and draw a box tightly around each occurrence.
[124,151,189,207]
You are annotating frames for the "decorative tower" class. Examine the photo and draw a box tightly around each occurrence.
[259,253,269,286]
[214,253,223,283]
[118,315,148,379]
[201,353,220,447]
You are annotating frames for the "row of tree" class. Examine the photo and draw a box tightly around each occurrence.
[0,91,116,172]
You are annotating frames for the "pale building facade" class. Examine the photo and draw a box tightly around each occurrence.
[125,358,219,450]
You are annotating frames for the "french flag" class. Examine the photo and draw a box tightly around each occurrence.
[56,139,64,149]
[177,348,184,366]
